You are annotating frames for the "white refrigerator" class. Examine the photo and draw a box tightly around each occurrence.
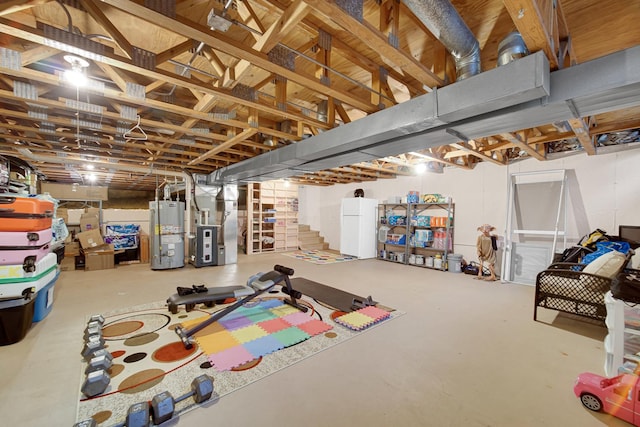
[340,198,378,259]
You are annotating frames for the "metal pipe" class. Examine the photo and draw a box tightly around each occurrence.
[402,0,481,80]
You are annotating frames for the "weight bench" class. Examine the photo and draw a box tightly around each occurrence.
[174,265,307,349]
[167,285,255,314]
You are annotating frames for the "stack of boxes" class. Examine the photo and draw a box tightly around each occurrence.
[76,210,116,271]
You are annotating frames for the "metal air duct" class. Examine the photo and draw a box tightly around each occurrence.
[402,0,481,80]
[497,32,529,66]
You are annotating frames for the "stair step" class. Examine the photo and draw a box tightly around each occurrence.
[297,224,329,251]
[299,236,324,244]
[300,242,329,250]
[298,231,319,239]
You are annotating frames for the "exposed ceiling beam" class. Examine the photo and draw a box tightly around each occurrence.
[98,0,378,113]
[301,0,444,89]
[79,0,134,59]
[0,0,47,16]
[450,141,505,165]
[0,17,332,130]
[499,131,546,161]
[188,128,258,165]
[567,117,596,155]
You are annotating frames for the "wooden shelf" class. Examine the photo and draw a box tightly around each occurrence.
[246,180,299,254]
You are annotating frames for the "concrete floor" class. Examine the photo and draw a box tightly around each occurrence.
[0,253,629,427]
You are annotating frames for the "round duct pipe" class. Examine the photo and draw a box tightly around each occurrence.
[402,0,481,80]
[497,32,529,67]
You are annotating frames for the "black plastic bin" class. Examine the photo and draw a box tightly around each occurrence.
[0,294,35,346]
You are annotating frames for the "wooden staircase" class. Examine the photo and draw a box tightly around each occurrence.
[298,224,329,250]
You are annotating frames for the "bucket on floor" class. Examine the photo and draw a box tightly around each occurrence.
[447,254,463,273]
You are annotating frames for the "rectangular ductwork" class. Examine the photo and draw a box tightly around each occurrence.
[448,45,640,141]
[214,52,550,183]
[213,46,640,184]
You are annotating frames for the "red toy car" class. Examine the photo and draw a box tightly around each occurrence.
[574,372,640,425]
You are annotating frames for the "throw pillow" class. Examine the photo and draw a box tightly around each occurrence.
[583,250,627,278]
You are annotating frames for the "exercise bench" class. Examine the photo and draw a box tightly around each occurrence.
[174,265,307,349]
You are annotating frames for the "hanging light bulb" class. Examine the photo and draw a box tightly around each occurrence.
[63,55,89,87]
[414,163,427,174]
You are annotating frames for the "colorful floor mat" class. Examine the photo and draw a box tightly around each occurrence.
[180,299,333,371]
[335,306,391,331]
[281,249,357,264]
[75,294,402,426]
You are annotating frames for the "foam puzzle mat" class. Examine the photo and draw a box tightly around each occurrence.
[281,249,356,264]
[180,299,333,371]
[335,306,391,331]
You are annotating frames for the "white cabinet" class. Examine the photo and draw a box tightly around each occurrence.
[340,198,378,258]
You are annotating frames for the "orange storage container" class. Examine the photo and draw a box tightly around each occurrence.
[0,196,54,232]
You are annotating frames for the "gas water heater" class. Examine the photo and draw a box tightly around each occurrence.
[149,200,185,270]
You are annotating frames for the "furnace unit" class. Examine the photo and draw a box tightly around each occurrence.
[190,225,218,267]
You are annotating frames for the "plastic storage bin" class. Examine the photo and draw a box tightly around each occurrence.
[0,294,35,345]
[33,269,59,322]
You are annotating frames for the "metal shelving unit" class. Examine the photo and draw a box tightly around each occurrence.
[407,201,454,271]
[377,203,409,264]
[376,201,454,271]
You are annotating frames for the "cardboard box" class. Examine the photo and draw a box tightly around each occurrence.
[56,207,69,223]
[139,233,149,264]
[60,256,76,271]
[85,207,100,216]
[65,242,81,256]
[84,244,115,271]
[40,182,108,201]
[77,229,104,249]
[80,213,100,232]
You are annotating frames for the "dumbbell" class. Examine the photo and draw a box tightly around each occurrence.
[89,314,105,325]
[74,399,150,427]
[83,347,113,363]
[85,353,113,375]
[81,339,105,358]
[81,369,110,397]
[150,375,214,424]
[84,324,102,340]
[84,315,104,333]
[81,333,106,358]
[85,330,104,346]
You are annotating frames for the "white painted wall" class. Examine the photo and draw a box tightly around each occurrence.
[299,148,640,266]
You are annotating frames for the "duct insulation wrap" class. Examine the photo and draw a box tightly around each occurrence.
[402,0,481,79]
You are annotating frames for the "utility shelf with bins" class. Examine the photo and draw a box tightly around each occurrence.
[377,203,410,264]
[377,201,454,271]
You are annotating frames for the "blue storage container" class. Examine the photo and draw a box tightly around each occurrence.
[33,269,59,322]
